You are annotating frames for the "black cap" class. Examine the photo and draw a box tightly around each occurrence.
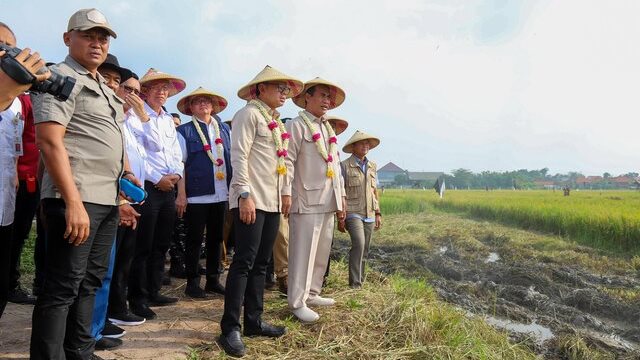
[99,53,134,82]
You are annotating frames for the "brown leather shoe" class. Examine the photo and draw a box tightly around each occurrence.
[277,276,287,295]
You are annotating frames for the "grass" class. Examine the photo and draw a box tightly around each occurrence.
[192,261,537,359]
[380,189,640,254]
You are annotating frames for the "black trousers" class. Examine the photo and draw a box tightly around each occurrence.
[129,182,176,304]
[107,204,141,316]
[30,199,118,360]
[33,203,46,294]
[220,209,280,334]
[0,224,13,318]
[10,180,40,290]
[184,202,226,280]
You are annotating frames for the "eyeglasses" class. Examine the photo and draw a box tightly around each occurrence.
[268,83,292,96]
[191,97,212,105]
[121,84,140,96]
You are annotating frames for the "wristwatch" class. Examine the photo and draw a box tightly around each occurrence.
[240,192,250,199]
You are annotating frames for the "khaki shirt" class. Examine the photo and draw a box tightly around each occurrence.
[229,100,283,212]
[283,111,345,214]
[32,55,125,206]
[342,154,379,219]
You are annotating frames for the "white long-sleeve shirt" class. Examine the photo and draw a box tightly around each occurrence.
[0,98,24,226]
[122,109,148,183]
[129,103,183,184]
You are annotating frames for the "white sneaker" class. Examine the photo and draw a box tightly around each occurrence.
[292,306,320,323]
[306,296,335,307]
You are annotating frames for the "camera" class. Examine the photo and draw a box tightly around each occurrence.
[0,43,76,101]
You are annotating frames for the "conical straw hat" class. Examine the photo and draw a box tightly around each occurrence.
[342,130,380,153]
[293,77,346,110]
[140,68,186,97]
[237,65,303,100]
[325,115,349,136]
[177,87,228,116]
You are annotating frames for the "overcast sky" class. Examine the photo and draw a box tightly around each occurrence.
[5,0,640,175]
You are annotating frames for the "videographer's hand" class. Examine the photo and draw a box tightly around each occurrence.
[1,47,51,110]
[15,47,50,83]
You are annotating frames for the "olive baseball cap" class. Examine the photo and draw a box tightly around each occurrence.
[67,8,117,38]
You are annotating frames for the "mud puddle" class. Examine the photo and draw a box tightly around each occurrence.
[331,233,640,359]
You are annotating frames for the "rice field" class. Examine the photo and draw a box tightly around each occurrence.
[379,189,640,254]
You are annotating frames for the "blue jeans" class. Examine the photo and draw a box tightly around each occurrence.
[92,240,117,341]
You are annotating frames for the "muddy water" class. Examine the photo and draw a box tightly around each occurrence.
[331,234,640,359]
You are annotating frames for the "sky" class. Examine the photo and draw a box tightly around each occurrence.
[4,0,640,176]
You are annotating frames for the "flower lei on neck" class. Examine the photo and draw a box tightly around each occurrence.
[299,111,338,178]
[249,99,289,175]
[192,115,226,180]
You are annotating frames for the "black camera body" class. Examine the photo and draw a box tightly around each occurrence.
[0,43,76,101]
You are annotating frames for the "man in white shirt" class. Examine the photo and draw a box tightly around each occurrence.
[175,87,230,298]
[127,68,185,320]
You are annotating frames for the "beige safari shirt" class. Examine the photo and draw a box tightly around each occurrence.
[229,100,283,212]
[32,55,125,206]
[283,111,345,214]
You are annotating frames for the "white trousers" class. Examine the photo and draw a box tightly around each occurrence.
[287,212,334,309]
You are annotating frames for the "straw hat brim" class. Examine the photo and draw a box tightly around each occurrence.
[293,78,346,110]
[177,87,228,116]
[342,130,380,153]
[325,116,349,136]
[237,65,303,101]
[140,73,186,97]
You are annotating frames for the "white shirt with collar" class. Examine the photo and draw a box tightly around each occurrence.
[177,117,228,204]
[122,109,149,183]
[132,102,184,184]
[0,98,24,226]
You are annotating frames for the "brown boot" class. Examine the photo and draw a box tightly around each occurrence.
[277,276,288,295]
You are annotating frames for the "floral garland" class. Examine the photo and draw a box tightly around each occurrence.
[299,111,338,178]
[192,116,225,180]
[249,99,290,175]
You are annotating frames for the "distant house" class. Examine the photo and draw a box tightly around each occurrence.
[575,175,635,189]
[378,162,405,185]
[533,180,556,189]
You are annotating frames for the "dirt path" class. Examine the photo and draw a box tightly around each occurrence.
[0,277,233,360]
[330,217,640,358]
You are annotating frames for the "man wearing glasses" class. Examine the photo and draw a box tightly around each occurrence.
[219,66,302,357]
[127,68,185,320]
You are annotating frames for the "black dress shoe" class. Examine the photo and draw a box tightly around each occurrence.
[204,280,226,295]
[149,294,178,306]
[7,285,37,304]
[162,273,172,286]
[130,303,157,320]
[244,321,287,338]
[218,331,246,358]
[185,283,207,299]
[95,336,122,350]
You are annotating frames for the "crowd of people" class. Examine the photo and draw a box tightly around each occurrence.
[0,8,383,359]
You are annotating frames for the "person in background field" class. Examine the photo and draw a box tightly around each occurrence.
[338,130,382,288]
[127,68,185,320]
[283,77,347,323]
[322,116,350,287]
[0,23,50,318]
[219,65,303,357]
[30,8,141,359]
[0,22,38,306]
[176,87,231,298]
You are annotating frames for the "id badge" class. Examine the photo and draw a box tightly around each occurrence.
[13,113,24,156]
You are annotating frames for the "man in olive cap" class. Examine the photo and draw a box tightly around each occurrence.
[29,8,140,360]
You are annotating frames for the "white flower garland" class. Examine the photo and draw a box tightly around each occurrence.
[249,99,290,175]
[192,116,225,180]
[299,111,338,178]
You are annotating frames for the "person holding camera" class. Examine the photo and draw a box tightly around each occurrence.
[28,8,140,360]
[0,22,50,318]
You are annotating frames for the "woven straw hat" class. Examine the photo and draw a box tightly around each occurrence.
[293,77,346,110]
[140,68,186,97]
[237,65,303,101]
[326,116,349,136]
[342,130,380,153]
[177,87,228,116]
